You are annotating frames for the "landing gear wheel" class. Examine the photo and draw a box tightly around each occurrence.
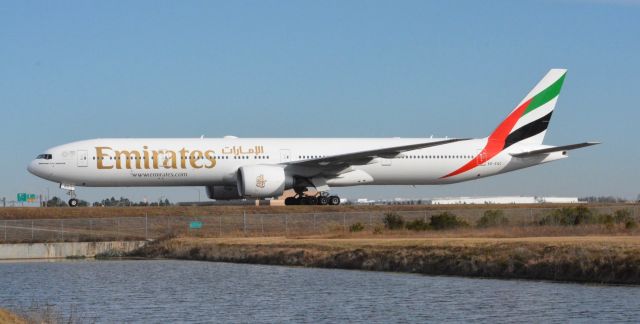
[299,197,311,205]
[328,196,340,205]
[317,196,329,205]
[285,197,299,206]
[68,198,79,207]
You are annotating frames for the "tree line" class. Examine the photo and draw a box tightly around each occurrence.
[43,196,172,207]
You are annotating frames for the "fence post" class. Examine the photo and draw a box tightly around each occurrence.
[530,208,534,224]
[261,214,264,235]
[61,219,64,241]
[285,214,288,236]
[3,220,6,241]
[219,215,222,237]
[145,213,148,240]
[243,211,247,235]
[31,220,34,240]
[343,214,346,232]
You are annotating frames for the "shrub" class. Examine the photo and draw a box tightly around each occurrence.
[349,222,365,233]
[477,210,509,228]
[405,219,430,231]
[429,212,468,230]
[383,212,405,230]
[614,209,633,223]
[538,206,594,226]
[625,220,638,230]
[372,226,383,235]
[596,214,615,226]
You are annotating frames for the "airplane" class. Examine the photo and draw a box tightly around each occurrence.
[28,69,598,207]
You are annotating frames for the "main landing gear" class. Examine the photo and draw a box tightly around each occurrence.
[284,192,341,206]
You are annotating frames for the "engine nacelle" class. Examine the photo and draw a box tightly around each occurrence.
[237,165,291,198]
[205,185,242,200]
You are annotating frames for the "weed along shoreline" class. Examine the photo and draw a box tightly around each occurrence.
[0,308,25,324]
[128,236,640,285]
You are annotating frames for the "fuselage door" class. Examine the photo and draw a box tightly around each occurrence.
[280,149,291,163]
[77,150,88,167]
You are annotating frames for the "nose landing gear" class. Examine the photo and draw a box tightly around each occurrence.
[60,183,79,207]
[68,198,79,207]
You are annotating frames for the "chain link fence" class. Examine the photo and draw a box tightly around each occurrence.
[1,205,638,243]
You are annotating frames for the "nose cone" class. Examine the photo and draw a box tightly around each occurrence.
[27,160,39,176]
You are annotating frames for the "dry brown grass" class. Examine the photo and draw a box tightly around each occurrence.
[1,203,635,220]
[0,308,26,324]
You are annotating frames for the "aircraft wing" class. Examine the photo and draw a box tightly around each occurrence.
[510,142,600,158]
[283,138,468,170]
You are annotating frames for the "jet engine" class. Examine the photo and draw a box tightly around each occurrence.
[237,165,293,198]
[205,185,243,200]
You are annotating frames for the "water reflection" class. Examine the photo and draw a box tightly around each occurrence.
[0,260,639,323]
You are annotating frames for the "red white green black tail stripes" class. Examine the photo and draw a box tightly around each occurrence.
[443,69,567,178]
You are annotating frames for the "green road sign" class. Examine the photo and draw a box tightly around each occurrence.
[189,221,203,229]
[17,193,37,203]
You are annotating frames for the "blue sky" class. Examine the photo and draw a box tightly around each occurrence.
[1,0,639,204]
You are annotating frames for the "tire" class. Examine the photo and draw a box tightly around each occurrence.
[307,196,318,205]
[317,196,329,205]
[68,198,79,207]
[328,196,340,205]
[284,197,297,206]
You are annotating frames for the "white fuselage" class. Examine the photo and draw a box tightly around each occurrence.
[27,137,565,189]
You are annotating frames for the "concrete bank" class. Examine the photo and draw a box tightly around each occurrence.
[0,241,147,260]
[129,236,640,284]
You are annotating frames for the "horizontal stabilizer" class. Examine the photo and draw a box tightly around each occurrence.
[510,142,600,158]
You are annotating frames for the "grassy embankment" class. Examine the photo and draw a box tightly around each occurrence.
[130,235,640,284]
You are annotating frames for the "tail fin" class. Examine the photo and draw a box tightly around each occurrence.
[489,69,567,148]
[442,69,567,179]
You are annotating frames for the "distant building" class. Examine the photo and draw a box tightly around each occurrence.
[431,196,580,205]
[356,198,376,205]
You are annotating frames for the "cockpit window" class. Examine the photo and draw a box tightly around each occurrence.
[36,154,52,160]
